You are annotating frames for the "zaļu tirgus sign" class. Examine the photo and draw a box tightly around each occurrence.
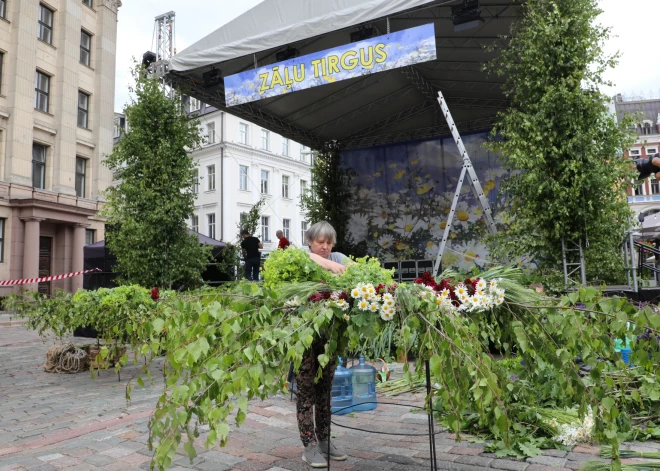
[224,24,437,107]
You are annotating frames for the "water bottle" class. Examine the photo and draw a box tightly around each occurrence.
[331,357,353,415]
[350,356,377,411]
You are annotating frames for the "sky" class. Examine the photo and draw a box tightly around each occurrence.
[114,0,660,112]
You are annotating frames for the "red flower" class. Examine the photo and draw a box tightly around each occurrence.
[151,287,159,301]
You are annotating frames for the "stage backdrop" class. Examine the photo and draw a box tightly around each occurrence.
[341,131,513,271]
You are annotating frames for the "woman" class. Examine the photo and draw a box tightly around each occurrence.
[296,221,349,468]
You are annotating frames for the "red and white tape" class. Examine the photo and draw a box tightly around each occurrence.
[0,268,102,286]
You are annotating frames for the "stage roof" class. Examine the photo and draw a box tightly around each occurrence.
[168,0,524,150]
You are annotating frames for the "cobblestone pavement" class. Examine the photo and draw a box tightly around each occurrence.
[1,325,659,471]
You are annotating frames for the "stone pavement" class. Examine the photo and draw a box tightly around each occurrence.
[1,325,658,471]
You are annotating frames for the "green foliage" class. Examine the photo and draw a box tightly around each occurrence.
[333,256,394,292]
[239,197,265,237]
[300,142,355,254]
[486,0,637,282]
[102,65,212,289]
[262,247,329,289]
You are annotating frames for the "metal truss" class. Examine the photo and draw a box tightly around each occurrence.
[285,73,391,124]
[431,79,504,91]
[341,116,497,150]
[344,95,506,141]
[314,85,418,133]
[435,37,502,49]
[418,61,484,72]
[400,66,440,104]
[171,73,324,149]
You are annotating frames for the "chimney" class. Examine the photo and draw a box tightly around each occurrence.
[616,93,623,103]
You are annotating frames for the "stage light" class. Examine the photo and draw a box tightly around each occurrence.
[452,0,484,32]
[350,27,375,43]
[276,47,300,62]
[142,51,157,69]
[202,68,222,88]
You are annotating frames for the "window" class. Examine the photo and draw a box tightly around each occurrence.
[643,122,653,135]
[239,212,248,228]
[206,122,215,144]
[630,149,641,157]
[282,175,290,198]
[82,0,92,8]
[75,157,86,197]
[207,213,216,240]
[85,229,95,246]
[207,165,216,191]
[0,52,3,95]
[239,165,248,191]
[0,218,4,263]
[80,30,91,66]
[191,215,199,233]
[193,169,199,194]
[190,97,201,112]
[260,170,269,194]
[34,70,50,113]
[283,219,290,240]
[282,138,290,156]
[78,91,89,128]
[261,129,270,151]
[301,221,309,245]
[0,0,5,19]
[300,179,308,197]
[632,180,644,196]
[652,178,660,195]
[239,123,249,145]
[32,144,46,189]
[261,216,270,242]
[38,4,54,45]
[647,148,658,156]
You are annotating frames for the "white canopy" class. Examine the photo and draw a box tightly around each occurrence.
[170,0,438,72]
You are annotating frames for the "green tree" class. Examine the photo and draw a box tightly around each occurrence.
[487,0,637,282]
[300,142,355,254]
[102,67,212,289]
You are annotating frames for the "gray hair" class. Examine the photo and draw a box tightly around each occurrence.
[306,221,336,245]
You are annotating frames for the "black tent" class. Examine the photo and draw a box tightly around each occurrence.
[83,231,229,290]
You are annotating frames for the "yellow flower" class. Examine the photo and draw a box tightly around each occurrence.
[457,211,470,222]
[351,289,360,298]
[359,300,369,310]
[394,170,406,180]
[343,314,350,320]
[369,303,379,313]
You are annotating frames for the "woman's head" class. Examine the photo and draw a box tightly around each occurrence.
[306,221,336,259]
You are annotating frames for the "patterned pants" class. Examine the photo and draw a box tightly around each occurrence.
[296,337,336,446]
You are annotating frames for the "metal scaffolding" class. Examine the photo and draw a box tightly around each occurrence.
[153,11,176,97]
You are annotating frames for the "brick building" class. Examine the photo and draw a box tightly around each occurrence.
[614,94,660,219]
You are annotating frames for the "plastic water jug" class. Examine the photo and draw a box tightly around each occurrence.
[350,356,377,411]
[331,358,353,415]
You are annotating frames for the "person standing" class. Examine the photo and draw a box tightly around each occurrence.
[240,230,262,281]
[276,230,291,250]
[296,221,349,468]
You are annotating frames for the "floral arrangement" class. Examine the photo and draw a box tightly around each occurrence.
[414,271,505,313]
[535,408,595,446]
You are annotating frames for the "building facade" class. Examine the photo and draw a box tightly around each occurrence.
[615,95,660,219]
[188,101,313,254]
[0,0,120,294]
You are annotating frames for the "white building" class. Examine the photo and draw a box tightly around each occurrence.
[188,101,314,253]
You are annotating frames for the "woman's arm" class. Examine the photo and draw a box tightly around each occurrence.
[309,253,346,274]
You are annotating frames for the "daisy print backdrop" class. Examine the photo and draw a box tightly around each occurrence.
[341,131,512,271]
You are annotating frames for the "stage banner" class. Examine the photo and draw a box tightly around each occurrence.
[224,23,437,107]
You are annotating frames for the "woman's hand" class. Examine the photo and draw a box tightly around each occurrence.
[309,253,346,274]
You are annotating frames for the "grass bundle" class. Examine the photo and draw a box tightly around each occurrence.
[599,446,660,460]
[582,461,660,471]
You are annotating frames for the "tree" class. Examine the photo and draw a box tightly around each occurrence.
[300,142,355,254]
[102,67,212,289]
[486,0,637,282]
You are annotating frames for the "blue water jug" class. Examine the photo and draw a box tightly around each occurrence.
[331,358,353,415]
[350,356,377,411]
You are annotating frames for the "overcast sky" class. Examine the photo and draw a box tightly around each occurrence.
[114,0,660,112]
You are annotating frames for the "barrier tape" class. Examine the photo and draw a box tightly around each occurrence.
[0,268,102,286]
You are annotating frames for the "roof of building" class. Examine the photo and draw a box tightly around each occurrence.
[614,97,660,125]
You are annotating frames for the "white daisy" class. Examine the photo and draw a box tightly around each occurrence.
[378,234,395,249]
